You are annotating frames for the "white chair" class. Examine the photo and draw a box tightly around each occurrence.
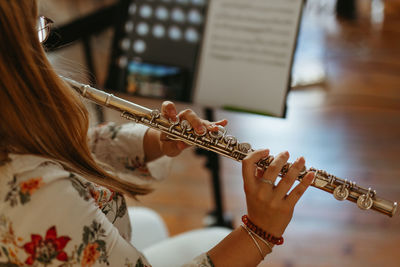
[128,207,231,267]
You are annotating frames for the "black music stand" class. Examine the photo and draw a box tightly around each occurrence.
[46,0,232,228]
[44,2,123,123]
[105,0,232,228]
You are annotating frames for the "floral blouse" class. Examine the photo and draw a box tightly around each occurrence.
[0,123,213,267]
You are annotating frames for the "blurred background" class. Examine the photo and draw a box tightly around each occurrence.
[43,0,400,266]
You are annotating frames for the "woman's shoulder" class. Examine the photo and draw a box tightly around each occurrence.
[0,153,113,212]
[0,153,132,241]
[0,153,71,207]
[2,153,68,177]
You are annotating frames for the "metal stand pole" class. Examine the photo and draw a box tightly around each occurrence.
[336,0,357,20]
[195,108,233,228]
[82,37,104,123]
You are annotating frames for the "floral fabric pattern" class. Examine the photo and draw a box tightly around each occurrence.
[69,174,128,227]
[88,123,152,178]
[66,220,109,266]
[22,226,70,265]
[0,215,24,266]
[0,217,134,267]
[4,176,44,206]
[0,123,210,267]
[121,156,150,175]
[124,258,151,267]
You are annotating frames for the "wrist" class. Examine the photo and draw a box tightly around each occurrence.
[240,225,273,261]
[242,215,284,245]
[143,128,163,162]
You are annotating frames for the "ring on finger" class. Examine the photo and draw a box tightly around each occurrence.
[260,178,275,186]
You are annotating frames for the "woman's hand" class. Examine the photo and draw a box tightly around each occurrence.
[242,149,314,238]
[159,101,227,157]
[144,101,228,161]
[207,149,314,266]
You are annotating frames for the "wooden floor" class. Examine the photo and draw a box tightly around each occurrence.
[45,0,400,266]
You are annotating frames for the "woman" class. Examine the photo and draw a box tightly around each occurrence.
[0,1,315,266]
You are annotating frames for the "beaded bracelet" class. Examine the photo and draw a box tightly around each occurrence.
[243,224,273,253]
[242,215,284,245]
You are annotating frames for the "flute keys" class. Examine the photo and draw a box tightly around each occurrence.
[224,135,237,145]
[149,109,161,125]
[180,120,192,132]
[298,166,307,178]
[357,194,373,210]
[209,125,226,140]
[357,188,374,210]
[333,185,349,201]
[150,109,161,119]
[238,142,252,153]
[168,116,180,132]
[194,127,207,137]
[281,163,291,175]
[265,155,274,165]
[168,116,180,125]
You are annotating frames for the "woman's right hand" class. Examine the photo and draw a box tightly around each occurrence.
[207,149,315,266]
[242,149,315,238]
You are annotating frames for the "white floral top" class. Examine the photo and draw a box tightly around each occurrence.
[0,123,213,267]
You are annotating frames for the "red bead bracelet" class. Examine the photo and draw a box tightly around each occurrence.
[242,215,284,245]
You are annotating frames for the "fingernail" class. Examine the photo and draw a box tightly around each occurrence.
[296,156,304,164]
[208,124,217,130]
[195,125,206,134]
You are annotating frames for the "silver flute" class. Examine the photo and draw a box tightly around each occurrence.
[63,77,398,217]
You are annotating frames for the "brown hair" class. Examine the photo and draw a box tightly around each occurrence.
[0,0,151,197]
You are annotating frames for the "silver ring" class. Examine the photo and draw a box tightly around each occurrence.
[261,178,274,186]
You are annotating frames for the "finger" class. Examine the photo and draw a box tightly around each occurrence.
[215,119,228,127]
[262,151,290,185]
[178,109,206,135]
[160,133,189,150]
[287,171,314,205]
[274,156,305,199]
[242,149,269,192]
[161,101,177,121]
[160,139,189,157]
[255,167,265,178]
[207,123,218,131]
[176,141,188,150]
[205,119,228,132]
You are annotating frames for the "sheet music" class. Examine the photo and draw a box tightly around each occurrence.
[194,0,303,116]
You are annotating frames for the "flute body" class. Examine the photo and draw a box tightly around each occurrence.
[63,77,398,217]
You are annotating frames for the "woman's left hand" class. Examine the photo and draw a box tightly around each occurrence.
[159,101,228,157]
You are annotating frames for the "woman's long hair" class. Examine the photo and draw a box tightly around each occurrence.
[0,0,151,197]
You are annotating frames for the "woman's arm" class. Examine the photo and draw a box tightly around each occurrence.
[207,150,315,267]
[208,227,272,266]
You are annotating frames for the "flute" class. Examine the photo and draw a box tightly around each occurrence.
[62,77,398,217]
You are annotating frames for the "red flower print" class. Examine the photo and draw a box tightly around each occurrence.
[108,190,116,202]
[20,177,43,195]
[23,226,71,265]
[89,188,101,203]
[89,185,116,209]
[81,242,100,267]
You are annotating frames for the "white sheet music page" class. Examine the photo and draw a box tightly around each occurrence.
[194,0,303,117]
